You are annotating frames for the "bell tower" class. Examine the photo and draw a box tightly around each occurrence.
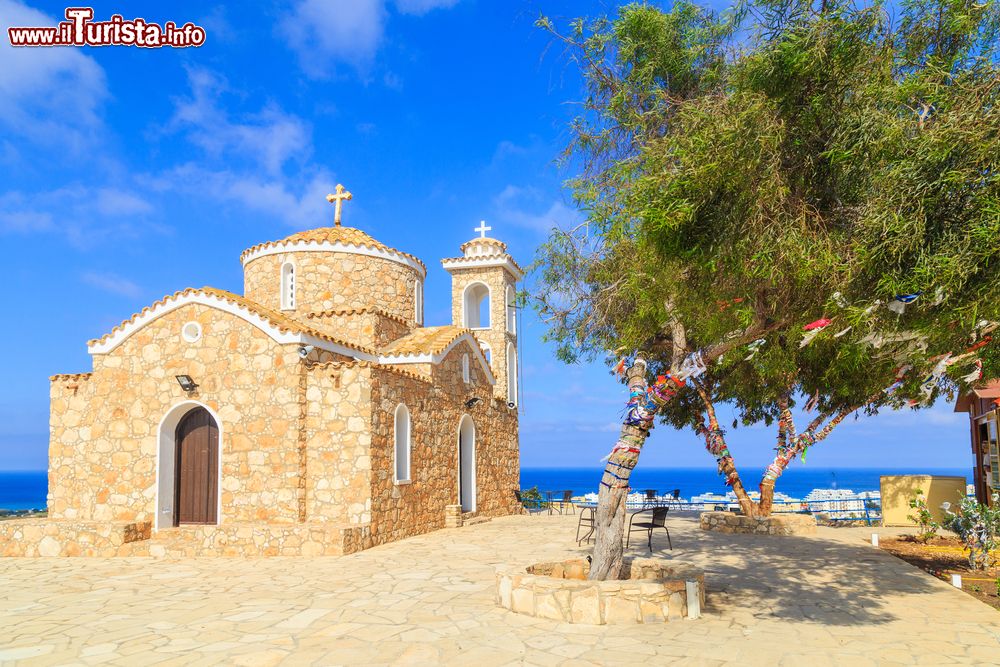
[442,222,524,405]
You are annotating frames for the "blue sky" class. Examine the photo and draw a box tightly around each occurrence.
[0,0,971,474]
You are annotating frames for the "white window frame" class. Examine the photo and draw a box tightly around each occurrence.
[394,403,411,484]
[507,342,518,407]
[506,285,516,333]
[462,282,491,329]
[280,261,296,311]
[415,280,423,325]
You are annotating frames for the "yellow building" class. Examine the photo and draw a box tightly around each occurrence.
[1,190,523,557]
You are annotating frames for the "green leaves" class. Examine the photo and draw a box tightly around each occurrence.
[535,0,1000,422]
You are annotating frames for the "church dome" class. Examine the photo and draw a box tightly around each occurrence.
[241,223,426,325]
[240,226,424,266]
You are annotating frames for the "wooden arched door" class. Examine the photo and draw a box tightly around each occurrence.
[174,407,219,525]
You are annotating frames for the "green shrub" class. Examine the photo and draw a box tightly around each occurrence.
[907,489,939,543]
[942,494,1000,571]
[520,486,544,503]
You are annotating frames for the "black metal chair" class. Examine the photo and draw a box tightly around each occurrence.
[576,507,596,545]
[561,490,576,515]
[668,489,681,508]
[626,507,671,551]
[642,489,658,509]
[514,490,546,515]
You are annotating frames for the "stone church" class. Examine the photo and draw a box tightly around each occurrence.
[1,188,522,557]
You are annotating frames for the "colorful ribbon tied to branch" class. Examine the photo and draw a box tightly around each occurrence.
[888,291,922,315]
[796,431,817,463]
[966,335,993,354]
[961,360,984,385]
[800,318,832,348]
[678,351,707,380]
[649,374,685,405]
[884,364,912,395]
[744,338,766,361]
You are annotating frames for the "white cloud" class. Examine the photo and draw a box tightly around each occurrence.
[93,189,154,217]
[493,184,583,236]
[279,0,387,77]
[0,191,53,233]
[168,68,311,175]
[152,164,335,229]
[150,68,335,229]
[0,186,156,247]
[492,140,529,163]
[81,271,142,298]
[394,0,459,15]
[0,0,108,149]
[278,0,461,78]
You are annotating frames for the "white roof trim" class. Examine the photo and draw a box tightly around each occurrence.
[243,240,426,278]
[378,333,496,385]
[87,292,372,358]
[87,293,494,384]
[441,256,524,280]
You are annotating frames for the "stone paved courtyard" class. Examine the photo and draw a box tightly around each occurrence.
[2,512,1000,666]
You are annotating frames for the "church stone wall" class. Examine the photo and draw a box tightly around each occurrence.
[243,251,422,326]
[430,343,521,519]
[448,266,518,402]
[48,304,314,526]
[366,341,520,547]
[302,362,373,527]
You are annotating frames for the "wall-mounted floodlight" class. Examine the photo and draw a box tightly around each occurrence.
[175,375,199,392]
[464,397,482,409]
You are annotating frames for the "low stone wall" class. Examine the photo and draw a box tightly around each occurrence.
[700,511,817,535]
[496,557,705,625]
[145,523,373,557]
[0,519,151,557]
[0,519,373,558]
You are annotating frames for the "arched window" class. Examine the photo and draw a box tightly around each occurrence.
[415,280,423,325]
[507,342,518,406]
[463,282,490,329]
[394,403,411,483]
[462,353,470,383]
[280,262,296,310]
[506,285,516,333]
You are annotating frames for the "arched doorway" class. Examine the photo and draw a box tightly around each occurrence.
[173,407,219,525]
[458,415,476,512]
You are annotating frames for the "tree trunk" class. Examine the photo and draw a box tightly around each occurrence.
[589,359,683,580]
[694,383,764,516]
[717,456,763,517]
[758,479,776,515]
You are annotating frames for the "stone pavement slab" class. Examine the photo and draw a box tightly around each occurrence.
[2,514,1000,665]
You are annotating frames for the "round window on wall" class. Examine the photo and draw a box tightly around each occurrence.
[181,321,202,343]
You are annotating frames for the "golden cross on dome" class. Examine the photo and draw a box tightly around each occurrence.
[325,184,353,226]
[474,220,492,238]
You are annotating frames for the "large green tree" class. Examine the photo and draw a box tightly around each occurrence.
[536,0,1000,580]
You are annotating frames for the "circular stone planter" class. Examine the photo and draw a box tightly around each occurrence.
[495,557,705,625]
[699,511,817,535]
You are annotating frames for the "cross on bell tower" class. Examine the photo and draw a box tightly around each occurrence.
[325,184,353,226]
[474,220,492,238]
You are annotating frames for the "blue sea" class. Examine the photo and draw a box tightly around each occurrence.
[520,466,971,500]
[0,471,47,511]
[0,467,972,511]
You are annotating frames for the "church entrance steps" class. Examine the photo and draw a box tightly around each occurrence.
[143,522,371,558]
[0,519,151,557]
